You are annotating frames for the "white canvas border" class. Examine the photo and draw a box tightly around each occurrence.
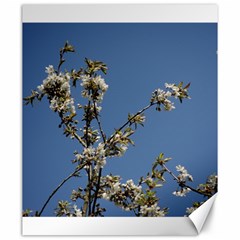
[22,217,197,236]
[22,4,218,23]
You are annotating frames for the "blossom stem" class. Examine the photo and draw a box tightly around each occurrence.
[162,164,179,181]
[38,162,87,216]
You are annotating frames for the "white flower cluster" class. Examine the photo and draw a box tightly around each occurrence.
[55,200,83,217]
[108,130,135,157]
[197,174,217,195]
[151,88,175,111]
[101,176,166,216]
[173,187,191,197]
[185,206,198,215]
[101,175,122,201]
[75,143,107,173]
[165,83,181,98]
[144,176,163,188]
[122,179,143,203]
[37,65,76,114]
[71,204,83,217]
[206,174,217,189]
[95,143,107,172]
[139,203,166,217]
[165,83,189,99]
[172,165,193,197]
[176,165,193,182]
[101,177,142,209]
[80,74,108,102]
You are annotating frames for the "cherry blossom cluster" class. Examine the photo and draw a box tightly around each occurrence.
[176,165,193,183]
[73,143,107,174]
[107,128,134,157]
[55,200,82,217]
[151,82,191,111]
[197,174,217,196]
[100,175,167,217]
[37,65,76,115]
[173,165,193,197]
[185,202,202,216]
[80,74,108,103]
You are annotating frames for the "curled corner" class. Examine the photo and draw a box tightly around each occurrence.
[189,193,217,234]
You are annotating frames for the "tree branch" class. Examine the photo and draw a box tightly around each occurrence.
[93,101,106,142]
[38,162,87,216]
[91,101,106,215]
[162,164,211,197]
[107,102,155,144]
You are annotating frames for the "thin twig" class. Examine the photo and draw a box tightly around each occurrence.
[38,162,87,216]
[162,164,179,181]
[93,101,106,142]
[107,102,155,143]
[72,131,87,147]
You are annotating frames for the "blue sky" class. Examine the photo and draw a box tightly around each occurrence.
[23,23,217,216]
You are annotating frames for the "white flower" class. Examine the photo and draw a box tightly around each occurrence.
[172,86,180,92]
[61,81,70,92]
[119,144,128,155]
[102,192,110,200]
[186,207,196,215]
[83,146,95,156]
[73,205,82,217]
[126,179,134,186]
[156,89,166,102]
[94,75,108,92]
[80,74,108,102]
[37,84,45,92]
[173,187,191,197]
[139,203,166,217]
[165,91,172,97]
[163,99,175,111]
[176,165,185,172]
[165,83,175,89]
[176,165,193,182]
[50,97,58,111]
[112,182,121,192]
[75,153,83,161]
[97,143,105,156]
[80,74,91,88]
[45,65,55,74]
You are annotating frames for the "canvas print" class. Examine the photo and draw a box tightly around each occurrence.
[23,23,217,217]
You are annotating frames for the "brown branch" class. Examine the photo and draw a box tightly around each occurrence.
[93,101,106,142]
[84,97,93,216]
[38,162,87,216]
[91,101,106,214]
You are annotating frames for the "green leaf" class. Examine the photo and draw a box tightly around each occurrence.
[178,81,183,88]
[159,153,164,159]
